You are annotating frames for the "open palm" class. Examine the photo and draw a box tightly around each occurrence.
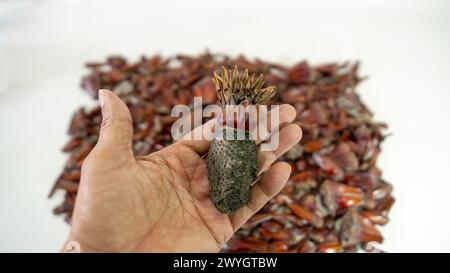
[66,89,301,252]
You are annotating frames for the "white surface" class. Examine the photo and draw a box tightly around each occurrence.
[1,0,450,252]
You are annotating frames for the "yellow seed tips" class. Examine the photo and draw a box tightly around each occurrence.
[213,66,277,106]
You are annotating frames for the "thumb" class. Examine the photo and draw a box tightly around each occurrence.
[96,89,134,157]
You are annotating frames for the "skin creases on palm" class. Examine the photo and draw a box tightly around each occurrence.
[65,89,301,252]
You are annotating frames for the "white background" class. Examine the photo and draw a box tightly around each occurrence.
[0,0,449,252]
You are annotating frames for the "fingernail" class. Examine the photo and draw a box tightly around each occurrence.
[98,89,106,107]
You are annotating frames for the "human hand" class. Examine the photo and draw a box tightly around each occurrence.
[64,89,302,252]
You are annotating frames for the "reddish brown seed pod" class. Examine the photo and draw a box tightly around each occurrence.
[320,179,365,216]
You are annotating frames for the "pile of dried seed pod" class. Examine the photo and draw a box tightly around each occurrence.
[50,52,394,253]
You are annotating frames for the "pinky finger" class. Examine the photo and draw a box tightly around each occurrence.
[229,161,292,232]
